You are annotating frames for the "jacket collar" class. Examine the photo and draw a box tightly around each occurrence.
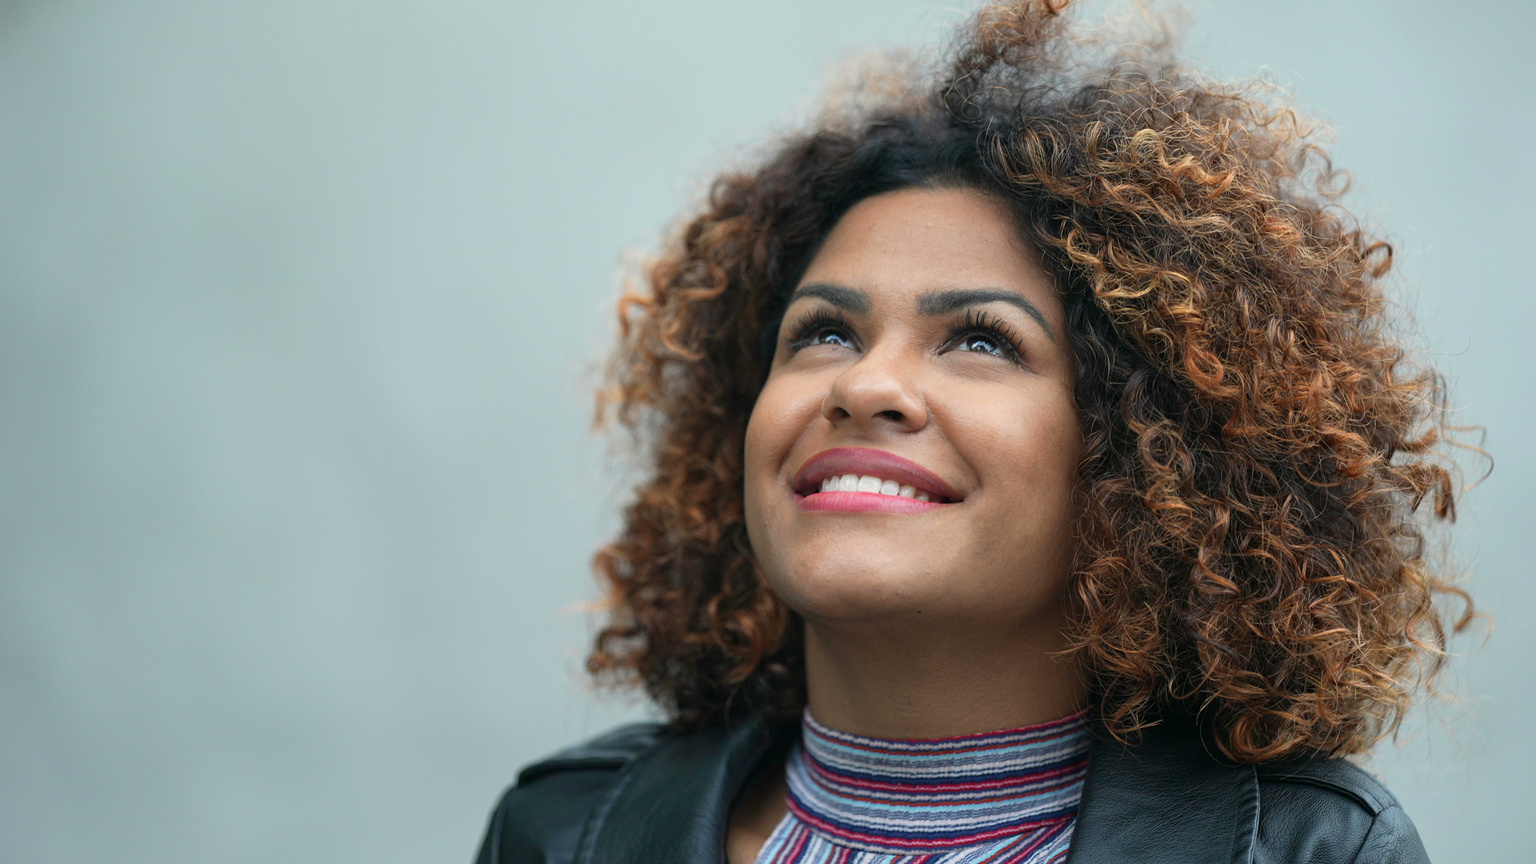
[577,716,785,864]
[575,714,1258,864]
[1065,718,1258,864]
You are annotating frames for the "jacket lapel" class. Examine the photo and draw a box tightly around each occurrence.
[576,717,787,864]
[1065,718,1259,864]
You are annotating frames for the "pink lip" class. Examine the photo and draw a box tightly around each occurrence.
[791,447,960,513]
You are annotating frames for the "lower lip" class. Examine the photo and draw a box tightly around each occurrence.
[796,491,947,514]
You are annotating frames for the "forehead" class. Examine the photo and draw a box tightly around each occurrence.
[799,187,1054,311]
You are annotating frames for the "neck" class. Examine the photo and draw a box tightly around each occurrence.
[802,614,1085,740]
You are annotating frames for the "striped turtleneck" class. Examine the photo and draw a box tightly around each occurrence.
[754,709,1091,864]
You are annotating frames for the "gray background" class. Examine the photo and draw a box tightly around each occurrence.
[0,1,1529,862]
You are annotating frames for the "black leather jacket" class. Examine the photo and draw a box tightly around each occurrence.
[474,715,1430,864]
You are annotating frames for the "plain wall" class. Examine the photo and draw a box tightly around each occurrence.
[0,1,1530,862]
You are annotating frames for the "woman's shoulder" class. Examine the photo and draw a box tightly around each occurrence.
[474,716,791,864]
[1072,717,1430,864]
[513,723,666,787]
[1252,757,1429,864]
[473,723,667,864]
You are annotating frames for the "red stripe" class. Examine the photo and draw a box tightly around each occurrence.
[784,824,810,860]
[804,758,1088,797]
[999,820,1067,863]
[795,779,1085,815]
[974,832,1027,864]
[786,797,1073,851]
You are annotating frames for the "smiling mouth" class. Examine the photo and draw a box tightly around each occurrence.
[816,474,934,502]
[790,447,961,512]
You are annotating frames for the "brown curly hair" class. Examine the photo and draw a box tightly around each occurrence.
[586,0,1475,762]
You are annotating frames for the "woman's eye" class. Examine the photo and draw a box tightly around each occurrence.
[954,333,1006,356]
[943,311,1024,364]
[950,330,1021,362]
[807,328,854,348]
[786,311,859,352]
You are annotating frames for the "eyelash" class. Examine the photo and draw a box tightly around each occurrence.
[785,310,857,351]
[947,309,1026,364]
[783,307,1027,365]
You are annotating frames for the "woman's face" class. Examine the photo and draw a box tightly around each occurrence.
[744,187,1081,630]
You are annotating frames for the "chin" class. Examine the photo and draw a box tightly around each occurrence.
[770,550,959,622]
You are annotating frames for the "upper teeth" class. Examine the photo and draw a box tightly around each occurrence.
[819,474,931,502]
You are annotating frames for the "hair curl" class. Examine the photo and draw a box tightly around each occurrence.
[586,0,1475,762]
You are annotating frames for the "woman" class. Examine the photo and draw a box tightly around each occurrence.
[476,2,1472,862]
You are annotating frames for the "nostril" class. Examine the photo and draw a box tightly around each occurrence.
[877,410,904,422]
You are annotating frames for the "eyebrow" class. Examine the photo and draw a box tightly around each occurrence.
[787,282,1056,341]
[787,282,871,314]
[917,288,1056,341]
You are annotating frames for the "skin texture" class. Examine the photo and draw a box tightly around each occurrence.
[730,188,1089,862]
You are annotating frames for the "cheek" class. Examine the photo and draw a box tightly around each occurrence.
[743,369,842,601]
[744,371,827,477]
[743,377,806,548]
[743,381,783,493]
[1023,402,1082,490]
[951,385,1082,518]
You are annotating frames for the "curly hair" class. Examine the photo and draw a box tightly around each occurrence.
[585,0,1474,763]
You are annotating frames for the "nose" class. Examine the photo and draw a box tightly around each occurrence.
[821,346,929,432]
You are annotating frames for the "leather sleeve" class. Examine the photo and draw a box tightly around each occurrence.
[1254,759,1431,864]
[473,724,663,864]
[1353,805,1431,864]
[474,769,620,864]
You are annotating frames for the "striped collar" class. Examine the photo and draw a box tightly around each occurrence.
[565,713,1274,864]
[781,709,1091,855]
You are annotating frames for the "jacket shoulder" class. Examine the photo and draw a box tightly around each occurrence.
[1257,757,1400,815]
[475,723,666,864]
[515,722,665,784]
[1253,758,1429,864]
